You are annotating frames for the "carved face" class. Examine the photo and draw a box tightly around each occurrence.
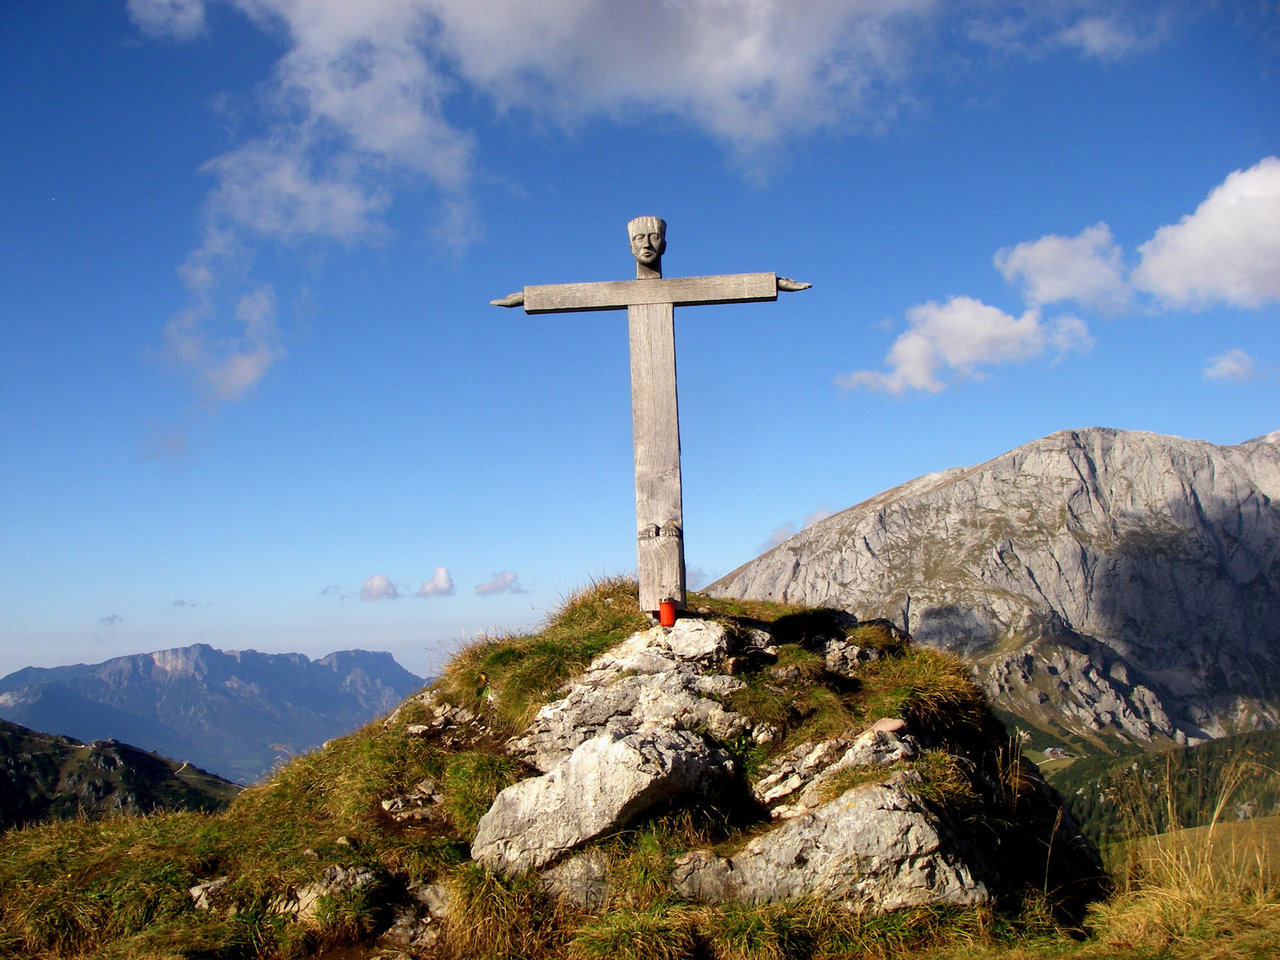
[628,217,666,266]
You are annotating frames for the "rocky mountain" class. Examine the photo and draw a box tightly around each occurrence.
[708,427,1280,751]
[0,645,425,783]
[391,612,1102,923]
[1,718,240,832]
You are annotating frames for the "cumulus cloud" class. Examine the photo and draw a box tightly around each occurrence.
[416,566,455,598]
[360,573,400,601]
[838,297,1093,394]
[1133,157,1280,308]
[847,157,1280,394]
[995,223,1130,313]
[1203,349,1263,383]
[129,1,1176,404]
[475,571,525,595]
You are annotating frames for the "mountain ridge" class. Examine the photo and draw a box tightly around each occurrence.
[0,644,425,783]
[709,426,1280,750]
[0,717,240,832]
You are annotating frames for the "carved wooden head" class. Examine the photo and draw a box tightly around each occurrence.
[627,216,667,268]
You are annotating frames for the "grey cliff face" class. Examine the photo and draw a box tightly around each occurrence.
[708,428,1280,747]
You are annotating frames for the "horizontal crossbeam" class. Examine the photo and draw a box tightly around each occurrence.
[522,272,778,314]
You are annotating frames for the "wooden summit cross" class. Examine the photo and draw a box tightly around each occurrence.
[492,217,809,615]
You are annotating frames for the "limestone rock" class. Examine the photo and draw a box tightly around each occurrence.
[540,849,611,911]
[673,772,988,910]
[472,723,735,874]
[708,427,1280,746]
[189,876,231,912]
[508,620,750,773]
[380,777,443,823]
[754,725,920,819]
[277,865,377,922]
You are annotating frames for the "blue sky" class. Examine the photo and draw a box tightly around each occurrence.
[2,1,1278,681]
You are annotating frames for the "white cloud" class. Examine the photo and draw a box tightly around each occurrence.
[844,158,1280,394]
[475,571,525,595]
[1056,15,1146,60]
[360,573,400,601]
[965,4,1168,60]
[127,0,207,40]
[838,296,1093,394]
[758,524,796,553]
[416,566,455,598]
[1133,156,1280,309]
[1203,349,1263,383]
[141,1,1165,262]
[995,222,1129,313]
[162,283,285,403]
[804,506,835,528]
[132,1,1172,404]
[758,506,835,552]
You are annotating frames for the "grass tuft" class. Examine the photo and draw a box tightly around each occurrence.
[444,862,565,960]
[441,749,526,839]
[567,901,697,960]
[857,647,986,736]
[436,576,650,735]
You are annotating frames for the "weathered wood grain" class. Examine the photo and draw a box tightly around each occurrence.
[628,300,686,611]
[523,273,778,314]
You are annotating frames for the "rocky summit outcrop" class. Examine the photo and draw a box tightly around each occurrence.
[390,615,1101,916]
[708,427,1280,749]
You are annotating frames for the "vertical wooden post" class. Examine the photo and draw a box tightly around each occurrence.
[628,298,685,612]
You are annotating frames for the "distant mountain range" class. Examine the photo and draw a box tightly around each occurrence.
[1,718,240,832]
[0,645,425,783]
[710,427,1280,753]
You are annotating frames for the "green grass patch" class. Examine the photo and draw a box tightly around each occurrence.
[858,646,987,736]
[567,901,697,960]
[441,750,526,839]
[436,576,651,734]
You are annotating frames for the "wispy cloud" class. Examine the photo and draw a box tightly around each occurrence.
[1203,349,1264,383]
[475,571,525,596]
[162,277,285,404]
[842,157,1280,394]
[416,566,455,598]
[126,0,206,40]
[758,506,837,552]
[126,1,1185,405]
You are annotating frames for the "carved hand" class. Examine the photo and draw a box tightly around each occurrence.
[777,277,812,292]
[490,291,525,307]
